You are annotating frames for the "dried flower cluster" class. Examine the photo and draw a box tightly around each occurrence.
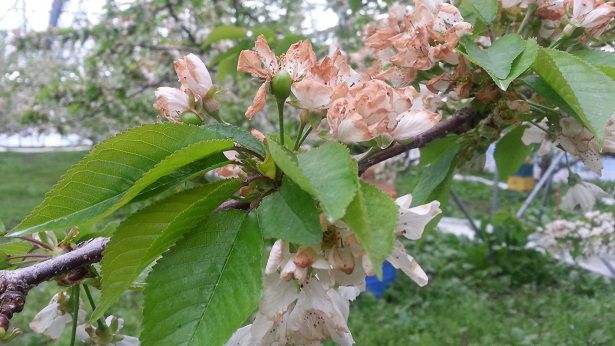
[227,195,441,345]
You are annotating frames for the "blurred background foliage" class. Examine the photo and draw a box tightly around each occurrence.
[1,0,391,142]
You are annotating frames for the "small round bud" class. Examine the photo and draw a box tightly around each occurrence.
[271,70,293,101]
[180,112,203,125]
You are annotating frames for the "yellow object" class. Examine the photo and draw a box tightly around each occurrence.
[507,176,535,191]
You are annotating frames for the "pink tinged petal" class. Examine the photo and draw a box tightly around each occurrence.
[392,110,441,141]
[237,50,270,79]
[154,87,189,121]
[281,40,317,80]
[398,200,442,240]
[387,241,429,286]
[174,53,213,98]
[254,35,278,74]
[245,82,268,120]
[291,78,334,110]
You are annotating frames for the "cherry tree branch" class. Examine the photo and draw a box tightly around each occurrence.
[0,107,482,331]
[0,237,108,331]
[358,107,482,175]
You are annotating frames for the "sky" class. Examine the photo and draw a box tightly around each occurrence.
[0,0,339,33]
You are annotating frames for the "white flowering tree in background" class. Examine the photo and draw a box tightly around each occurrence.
[0,0,614,345]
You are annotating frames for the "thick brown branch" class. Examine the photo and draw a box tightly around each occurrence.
[0,237,108,331]
[358,107,482,175]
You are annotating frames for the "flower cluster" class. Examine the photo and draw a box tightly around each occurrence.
[227,195,441,345]
[154,54,218,123]
[363,0,472,85]
[501,0,615,39]
[238,35,444,144]
[532,211,615,258]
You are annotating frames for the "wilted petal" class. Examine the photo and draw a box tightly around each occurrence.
[245,82,268,119]
[396,195,442,240]
[254,35,279,73]
[392,110,441,141]
[260,274,298,318]
[387,240,429,286]
[561,182,607,212]
[237,50,270,79]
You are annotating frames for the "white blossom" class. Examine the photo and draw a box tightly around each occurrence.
[561,181,608,212]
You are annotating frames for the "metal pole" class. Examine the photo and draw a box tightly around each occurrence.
[492,168,499,214]
[516,151,565,218]
[450,190,481,234]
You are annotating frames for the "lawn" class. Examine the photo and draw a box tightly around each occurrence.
[1,151,614,345]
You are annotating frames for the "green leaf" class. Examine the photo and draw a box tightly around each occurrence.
[142,210,263,346]
[12,124,236,236]
[92,179,241,320]
[132,154,228,202]
[571,50,615,80]
[257,178,322,244]
[532,48,615,146]
[268,139,358,221]
[494,126,532,180]
[349,0,362,13]
[204,25,247,47]
[412,143,460,206]
[493,38,538,90]
[344,181,398,277]
[460,34,526,80]
[522,75,577,116]
[419,135,459,165]
[0,241,32,255]
[470,0,498,24]
[202,123,266,157]
[216,55,236,83]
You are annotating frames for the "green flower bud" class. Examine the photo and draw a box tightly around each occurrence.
[271,70,292,101]
[180,111,203,125]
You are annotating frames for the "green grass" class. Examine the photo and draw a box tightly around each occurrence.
[2,151,615,345]
[0,151,86,229]
[348,232,615,346]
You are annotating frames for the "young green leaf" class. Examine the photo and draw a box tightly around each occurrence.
[571,50,615,80]
[470,0,498,24]
[92,179,241,320]
[257,178,323,244]
[494,126,532,180]
[202,123,266,157]
[344,181,398,278]
[204,25,247,47]
[493,38,538,90]
[412,143,460,206]
[268,139,358,221]
[142,210,263,346]
[532,47,615,146]
[11,124,236,236]
[460,34,526,80]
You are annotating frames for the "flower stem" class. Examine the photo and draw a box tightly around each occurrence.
[83,285,107,332]
[70,285,80,346]
[517,4,537,36]
[276,99,285,146]
[293,122,307,151]
[298,125,313,148]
